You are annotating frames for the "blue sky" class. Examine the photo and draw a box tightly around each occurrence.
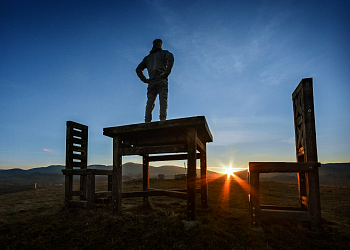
[1,0,349,172]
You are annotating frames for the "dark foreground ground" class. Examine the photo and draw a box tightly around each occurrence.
[0,177,349,250]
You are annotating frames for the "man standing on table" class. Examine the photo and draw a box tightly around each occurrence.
[136,39,174,123]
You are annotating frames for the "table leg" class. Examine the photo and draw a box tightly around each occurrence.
[113,136,122,215]
[187,127,197,221]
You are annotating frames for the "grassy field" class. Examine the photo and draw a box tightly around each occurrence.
[0,176,349,250]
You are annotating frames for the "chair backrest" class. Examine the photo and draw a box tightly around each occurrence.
[292,78,318,163]
[66,121,88,169]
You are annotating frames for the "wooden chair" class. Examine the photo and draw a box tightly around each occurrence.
[248,78,321,229]
[62,121,112,209]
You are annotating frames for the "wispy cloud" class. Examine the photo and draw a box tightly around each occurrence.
[209,116,292,146]
[150,0,307,87]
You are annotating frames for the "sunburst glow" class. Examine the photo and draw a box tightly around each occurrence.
[224,167,235,177]
[223,166,247,176]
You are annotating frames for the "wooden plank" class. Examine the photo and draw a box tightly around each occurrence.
[148,153,201,162]
[307,170,322,229]
[82,124,88,171]
[62,169,85,175]
[123,133,187,148]
[67,121,88,131]
[302,79,318,162]
[62,169,112,175]
[296,115,303,126]
[200,150,208,208]
[121,144,187,156]
[104,116,201,134]
[65,120,89,208]
[249,171,260,228]
[113,137,122,215]
[196,137,206,154]
[96,191,111,198]
[108,175,112,191]
[68,200,87,208]
[79,120,88,197]
[260,205,307,211]
[80,174,86,200]
[72,162,84,168]
[143,155,149,204]
[260,209,310,221]
[93,169,113,175]
[294,79,321,228]
[249,162,320,173]
[298,172,307,208]
[148,188,201,193]
[121,190,164,198]
[292,78,308,99]
[72,153,85,161]
[130,189,188,200]
[72,129,84,138]
[162,190,187,200]
[103,116,213,143]
[66,124,73,170]
[64,175,72,208]
[293,81,305,162]
[72,145,85,152]
[72,137,85,145]
[187,127,197,221]
[86,174,95,209]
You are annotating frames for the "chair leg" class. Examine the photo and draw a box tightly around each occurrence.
[307,170,322,229]
[249,171,260,228]
[86,174,95,209]
[65,175,73,208]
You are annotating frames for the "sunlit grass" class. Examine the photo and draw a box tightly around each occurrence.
[1,179,350,249]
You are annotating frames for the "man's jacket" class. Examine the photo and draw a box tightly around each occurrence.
[136,47,174,83]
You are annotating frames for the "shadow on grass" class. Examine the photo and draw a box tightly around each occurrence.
[0,178,350,250]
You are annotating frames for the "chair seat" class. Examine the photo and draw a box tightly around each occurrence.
[249,162,320,173]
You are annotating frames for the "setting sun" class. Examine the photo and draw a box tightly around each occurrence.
[222,166,248,177]
[224,167,235,176]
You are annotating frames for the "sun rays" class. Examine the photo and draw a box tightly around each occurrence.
[212,160,251,210]
[224,167,235,177]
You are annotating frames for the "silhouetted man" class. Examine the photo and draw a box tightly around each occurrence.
[136,39,174,122]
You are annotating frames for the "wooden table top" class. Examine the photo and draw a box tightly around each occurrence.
[103,116,213,147]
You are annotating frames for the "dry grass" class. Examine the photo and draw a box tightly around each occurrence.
[0,177,349,250]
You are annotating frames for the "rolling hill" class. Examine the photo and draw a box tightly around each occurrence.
[0,163,221,194]
[1,162,349,194]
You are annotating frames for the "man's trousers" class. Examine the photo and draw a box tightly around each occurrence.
[145,80,168,122]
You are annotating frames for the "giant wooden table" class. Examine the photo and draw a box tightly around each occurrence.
[103,116,213,220]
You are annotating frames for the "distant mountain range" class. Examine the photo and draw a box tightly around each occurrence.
[234,163,350,186]
[0,163,221,186]
[0,163,221,178]
[0,162,349,186]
